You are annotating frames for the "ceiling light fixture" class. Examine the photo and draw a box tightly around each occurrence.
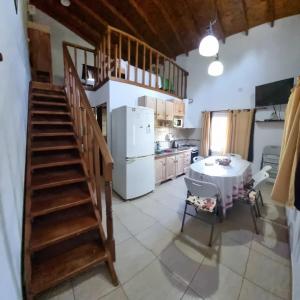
[199,21,219,57]
[208,54,224,77]
[60,0,71,7]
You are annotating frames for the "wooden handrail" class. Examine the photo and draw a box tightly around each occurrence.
[63,42,115,259]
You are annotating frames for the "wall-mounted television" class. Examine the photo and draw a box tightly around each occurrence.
[255,78,294,107]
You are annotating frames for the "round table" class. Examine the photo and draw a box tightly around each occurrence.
[188,156,252,215]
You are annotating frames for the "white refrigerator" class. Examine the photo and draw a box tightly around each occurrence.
[111,106,155,200]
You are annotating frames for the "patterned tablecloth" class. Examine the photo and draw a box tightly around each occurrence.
[188,156,252,215]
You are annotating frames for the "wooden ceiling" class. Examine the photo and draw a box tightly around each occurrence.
[30,0,300,58]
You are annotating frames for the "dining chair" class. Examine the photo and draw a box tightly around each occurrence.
[181,177,222,247]
[252,166,272,208]
[193,156,204,163]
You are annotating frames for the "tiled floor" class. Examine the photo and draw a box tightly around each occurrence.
[39,176,291,300]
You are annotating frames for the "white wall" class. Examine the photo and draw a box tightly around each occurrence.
[33,9,93,84]
[177,15,300,172]
[0,0,31,299]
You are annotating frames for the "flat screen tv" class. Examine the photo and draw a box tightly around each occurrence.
[255,78,294,107]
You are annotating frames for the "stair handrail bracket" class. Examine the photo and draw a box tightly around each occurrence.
[63,42,115,259]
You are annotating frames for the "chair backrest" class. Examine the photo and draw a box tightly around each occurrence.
[184,177,219,198]
[262,165,272,173]
[193,156,204,163]
[252,170,270,190]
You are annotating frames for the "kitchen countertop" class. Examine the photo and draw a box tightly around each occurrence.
[155,147,193,159]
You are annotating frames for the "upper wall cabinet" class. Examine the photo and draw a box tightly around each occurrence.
[171,99,185,117]
[138,96,157,116]
[156,99,165,120]
[165,101,174,121]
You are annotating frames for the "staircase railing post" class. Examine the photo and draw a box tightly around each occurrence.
[105,180,115,261]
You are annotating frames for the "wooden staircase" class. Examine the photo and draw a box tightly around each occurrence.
[24,80,118,299]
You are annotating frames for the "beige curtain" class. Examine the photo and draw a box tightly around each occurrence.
[200,112,211,157]
[225,109,254,159]
[272,79,300,206]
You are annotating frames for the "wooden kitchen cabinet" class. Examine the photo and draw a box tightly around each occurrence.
[166,156,176,179]
[156,99,166,120]
[176,153,185,176]
[172,99,185,117]
[155,157,166,184]
[165,101,174,121]
[138,96,157,116]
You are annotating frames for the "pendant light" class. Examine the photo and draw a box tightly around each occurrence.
[208,54,224,77]
[199,22,219,57]
[60,0,71,7]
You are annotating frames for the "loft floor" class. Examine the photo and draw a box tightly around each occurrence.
[37,176,290,300]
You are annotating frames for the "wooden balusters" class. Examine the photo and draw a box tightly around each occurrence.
[149,49,152,87]
[114,44,118,79]
[142,44,146,85]
[156,53,159,89]
[107,28,111,77]
[127,37,131,80]
[135,41,138,82]
[118,33,122,78]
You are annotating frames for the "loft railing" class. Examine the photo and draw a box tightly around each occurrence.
[65,26,189,99]
[63,42,115,259]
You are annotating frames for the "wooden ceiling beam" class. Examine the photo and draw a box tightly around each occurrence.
[72,0,108,30]
[31,0,101,45]
[98,0,143,40]
[151,0,187,55]
[241,0,249,35]
[267,0,275,27]
[214,0,226,44]
[127,0,175,57]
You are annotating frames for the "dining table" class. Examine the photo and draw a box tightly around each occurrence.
[188,155,252,216]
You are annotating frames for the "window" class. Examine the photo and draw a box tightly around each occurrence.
[210,112,229,155]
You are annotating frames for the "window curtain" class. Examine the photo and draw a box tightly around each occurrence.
[200,111,211,157]
[225,109,254,159]
[272,79,300,206]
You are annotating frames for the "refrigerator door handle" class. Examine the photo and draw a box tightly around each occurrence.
[126,154,154,161]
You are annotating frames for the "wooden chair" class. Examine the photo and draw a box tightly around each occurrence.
[181,177,222,247]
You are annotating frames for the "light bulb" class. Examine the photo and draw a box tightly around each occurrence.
[60,0,71,7]
[199,35,219,57]
[208,60,224,77]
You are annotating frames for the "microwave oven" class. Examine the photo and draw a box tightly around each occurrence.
[173,117,183,128]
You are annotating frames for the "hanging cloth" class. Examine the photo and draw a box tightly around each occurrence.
[200,111,211,157]
[271,79,300,206]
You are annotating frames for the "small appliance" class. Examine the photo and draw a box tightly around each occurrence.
[173,117,183,128]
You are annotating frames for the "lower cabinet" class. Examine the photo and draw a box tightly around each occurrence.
[155,151,191,184]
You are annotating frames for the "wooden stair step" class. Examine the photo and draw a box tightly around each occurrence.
[32,120,73,125]
[31,211,98,252]
[32,92,66,99]
[31,137,77,151]
[31,104,68,113]
[32,100,67,107]
[31,240,106,295]
[31,110,71,116]
[31,125,74,137]
[31,184,91,217]
[31,114,72,123]
[31,151,81,169]
[31,166,86,190]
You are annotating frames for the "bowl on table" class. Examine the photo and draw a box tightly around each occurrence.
[216,158,231,166]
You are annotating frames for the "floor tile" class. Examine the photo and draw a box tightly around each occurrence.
[115,237,155,284]
[181,288,204,300]
[123,260,187,300]
[99,287,128,300]
[209,235,250,276]
[245,250,291,299]
[113,202,156,235]
[135,222,175,256]
[159,241,202,284]
[72,266,117,300]
[114,216,132,244]
[190,258,243,300]
[37,281,74,300]
[251,234,290,267]
[239,279,282,300]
